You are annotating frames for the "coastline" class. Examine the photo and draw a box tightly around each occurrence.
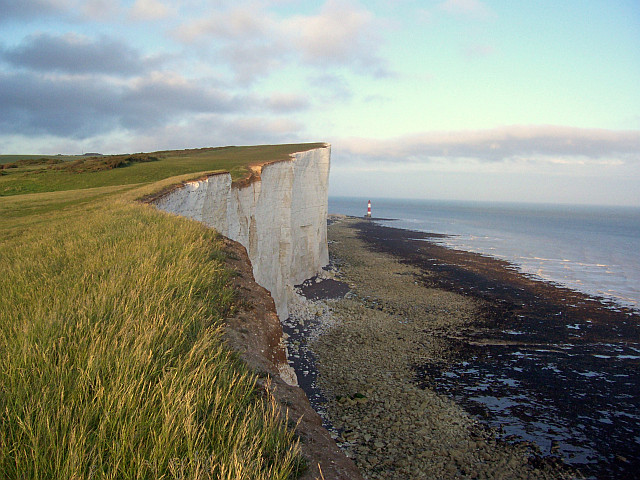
[287,215,640,479]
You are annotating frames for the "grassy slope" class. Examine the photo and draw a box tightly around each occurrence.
[0,144,321,479]
[0,144,325,197]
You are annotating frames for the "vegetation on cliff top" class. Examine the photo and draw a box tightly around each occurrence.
[0,144,321,479]
[0,143,325,197]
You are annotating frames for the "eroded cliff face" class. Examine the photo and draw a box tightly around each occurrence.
[153,145,330,321]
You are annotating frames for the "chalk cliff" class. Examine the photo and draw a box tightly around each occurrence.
[153,144,330,321]
[152,145,364,479]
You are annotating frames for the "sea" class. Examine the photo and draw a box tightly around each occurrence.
[329,197,640,312]
[329,196,640,478]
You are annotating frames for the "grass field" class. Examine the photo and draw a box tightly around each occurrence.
[0,144,325,197]
[0,144,320,479]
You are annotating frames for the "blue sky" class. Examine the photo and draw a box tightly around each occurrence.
[1,0,639,205]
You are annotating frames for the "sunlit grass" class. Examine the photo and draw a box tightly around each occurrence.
[0,143,325,197]
[0,144,316,479]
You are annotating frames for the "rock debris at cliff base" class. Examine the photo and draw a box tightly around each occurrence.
[286,216,578,480]
[221,237,363,480]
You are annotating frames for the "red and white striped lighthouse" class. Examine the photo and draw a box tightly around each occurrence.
[366,199,372,218]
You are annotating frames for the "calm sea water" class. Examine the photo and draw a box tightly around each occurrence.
[329,197,640,312]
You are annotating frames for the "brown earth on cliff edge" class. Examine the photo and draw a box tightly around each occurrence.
[228,143,329,189]
[230,165,262,189]
[221,237,363,480]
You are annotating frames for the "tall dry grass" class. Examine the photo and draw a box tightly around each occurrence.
[0,193,303,479]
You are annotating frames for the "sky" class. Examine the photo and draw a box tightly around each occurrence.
[1,0,639,206]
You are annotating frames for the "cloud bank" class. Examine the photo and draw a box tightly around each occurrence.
[0,69,308,139]
[2,33,150,75]
[0,0,63,22]
[340,126,640,164]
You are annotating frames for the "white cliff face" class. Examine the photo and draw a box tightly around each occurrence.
[153,145,330,320]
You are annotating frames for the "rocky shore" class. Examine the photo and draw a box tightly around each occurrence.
[285,216,584,479]
[221,237,363,480]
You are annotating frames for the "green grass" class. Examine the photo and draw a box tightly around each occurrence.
[0,144,325,197]
[0,144,320,479]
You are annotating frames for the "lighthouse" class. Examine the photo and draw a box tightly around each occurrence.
[365,199,372,218]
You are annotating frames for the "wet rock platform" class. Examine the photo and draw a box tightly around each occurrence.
[286,216,639,479]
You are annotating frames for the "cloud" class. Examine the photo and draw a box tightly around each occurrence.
[283,0,388,75]
[175,5,273,42]
[0,0,126,23]
[99,115,306,154]
[130,0,175,21]
[0,72,122,138]
[0,69,307,140]
[439,0,494,19]
[339,126,640,164]
[416,8,433,24]
[173,0,390,82]
[0,0,62,21]
[120,72,252,125]
[1,33,152,76]
[263,92,310,112]
[81,0,121,20]
[221,41,288,84]
[172,5,287,83]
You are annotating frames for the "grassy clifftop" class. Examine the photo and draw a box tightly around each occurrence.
[0,143,325,197]
[0,144,321,479]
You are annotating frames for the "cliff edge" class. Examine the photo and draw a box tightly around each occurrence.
[152,144,362,479]
[153,144,330,321]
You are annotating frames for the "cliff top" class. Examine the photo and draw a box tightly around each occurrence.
[0,142,328,198]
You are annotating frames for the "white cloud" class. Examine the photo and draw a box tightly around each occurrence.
[339,126,640,164]
[220,41,288,85]
[172,4,286,83]
[174,4,273,42]
[81,0,120,20]
[172,0,390,81]
[283,0,382,68]
[416,8,433,24]
[308,73,353,101]
[130,0,174,20]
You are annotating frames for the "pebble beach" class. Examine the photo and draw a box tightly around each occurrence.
[284,215,582,479]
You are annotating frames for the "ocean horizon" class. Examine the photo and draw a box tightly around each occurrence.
[329,196,640,313]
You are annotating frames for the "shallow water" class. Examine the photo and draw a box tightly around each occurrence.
[415,336,640,478]
[329,197,640,312]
